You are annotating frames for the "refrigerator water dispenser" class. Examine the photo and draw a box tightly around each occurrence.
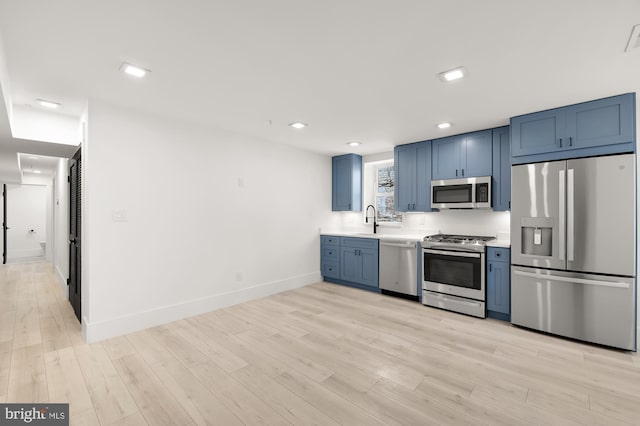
[520,217,553,256]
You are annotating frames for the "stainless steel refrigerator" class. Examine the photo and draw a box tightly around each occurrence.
[511,154,636,350]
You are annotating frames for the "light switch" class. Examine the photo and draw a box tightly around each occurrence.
[112,209,129,222]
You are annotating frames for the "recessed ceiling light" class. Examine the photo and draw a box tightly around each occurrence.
[288,122,308,129]
[37,99,61,109]
[347,141,361,147]
[120,62,150,78]
[437,122,452,129]
[33,170,42,174]
[438,67,466,82]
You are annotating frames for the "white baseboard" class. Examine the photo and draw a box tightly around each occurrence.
[7,248,45,260]
[55,265,69,299]
[83,271,322,343]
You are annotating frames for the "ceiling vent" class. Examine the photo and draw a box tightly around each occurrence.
[624,24,640,52]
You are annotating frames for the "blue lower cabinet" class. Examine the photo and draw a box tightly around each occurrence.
[358,248,379,288]
[320,235,379,292]
[486,247,511,321]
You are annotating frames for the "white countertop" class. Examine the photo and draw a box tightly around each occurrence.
[321,231,425,243]
[487,240,511,248]
[322,231,510,247]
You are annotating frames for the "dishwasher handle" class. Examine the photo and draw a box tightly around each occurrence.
[380,241,417,248]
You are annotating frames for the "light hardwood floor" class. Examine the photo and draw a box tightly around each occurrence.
[1,261,640,425]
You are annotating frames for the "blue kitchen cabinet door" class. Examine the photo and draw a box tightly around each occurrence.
[432,136,463,180]
[394,144,416,212]
[565,93,635,150]
[492,126,511,211]
[414,141,432,211]
[487,247,511,321]
[395,141,432,212]
[510,108,566,158]
[359,248,379,288]
[463,130,493,178]
[332,154,362,211]
[511,93,635,163]
[340,247,359,282]
[339,246,379,288]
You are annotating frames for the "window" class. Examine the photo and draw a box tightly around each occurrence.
[374,163,402,222]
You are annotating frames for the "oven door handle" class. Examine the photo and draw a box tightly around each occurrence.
[423,249,481,258]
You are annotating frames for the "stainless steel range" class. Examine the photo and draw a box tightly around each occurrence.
[421,234,494,318]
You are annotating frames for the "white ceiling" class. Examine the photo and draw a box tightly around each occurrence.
[0,0,639,157]
[18,153,60,176]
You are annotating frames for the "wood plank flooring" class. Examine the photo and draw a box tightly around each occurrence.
[1,261,640,425]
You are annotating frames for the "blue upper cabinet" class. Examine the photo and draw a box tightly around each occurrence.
[464,130,493,177]
[566,95,635,150]
[394,144,416,212]
[394,140,432,212]
[510,108,566,157]
[432,130,492,180]
[431,136,462,180]
[332,154,362,211]
[511,93,635,164]
[414,142,432,211]
[492,126,511,211]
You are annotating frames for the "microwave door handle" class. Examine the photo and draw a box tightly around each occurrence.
[567,168,575,262]
[558,169,565,261]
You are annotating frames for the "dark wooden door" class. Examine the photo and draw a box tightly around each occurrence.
[69,148,81,321]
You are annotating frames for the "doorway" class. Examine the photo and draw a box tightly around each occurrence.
[2,183,48,263]
[68,148,81,322]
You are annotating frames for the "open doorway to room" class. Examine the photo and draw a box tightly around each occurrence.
[3,183,48,262]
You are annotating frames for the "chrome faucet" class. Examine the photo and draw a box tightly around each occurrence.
[365,204,379,234]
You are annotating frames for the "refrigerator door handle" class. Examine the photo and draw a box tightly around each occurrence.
[558,170,565,261]
[567,168,575,261]
[513,270,631,289]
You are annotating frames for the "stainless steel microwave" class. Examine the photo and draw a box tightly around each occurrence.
[431,176,492,209]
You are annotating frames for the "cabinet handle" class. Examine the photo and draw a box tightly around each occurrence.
[348,203,351,210]
[407,203,410,210]
[461,168,464,177]
[569,136,573,147]
[490,264,492,272]
[559,138,563,147]
[455,169,458,177]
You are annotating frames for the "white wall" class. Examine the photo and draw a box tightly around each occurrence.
[83,101,337,342]
[53,158,69,294]
[0,28,12,123]
[11,105,81,146]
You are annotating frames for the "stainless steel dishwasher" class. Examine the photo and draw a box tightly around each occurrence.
[379,238,418,298]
